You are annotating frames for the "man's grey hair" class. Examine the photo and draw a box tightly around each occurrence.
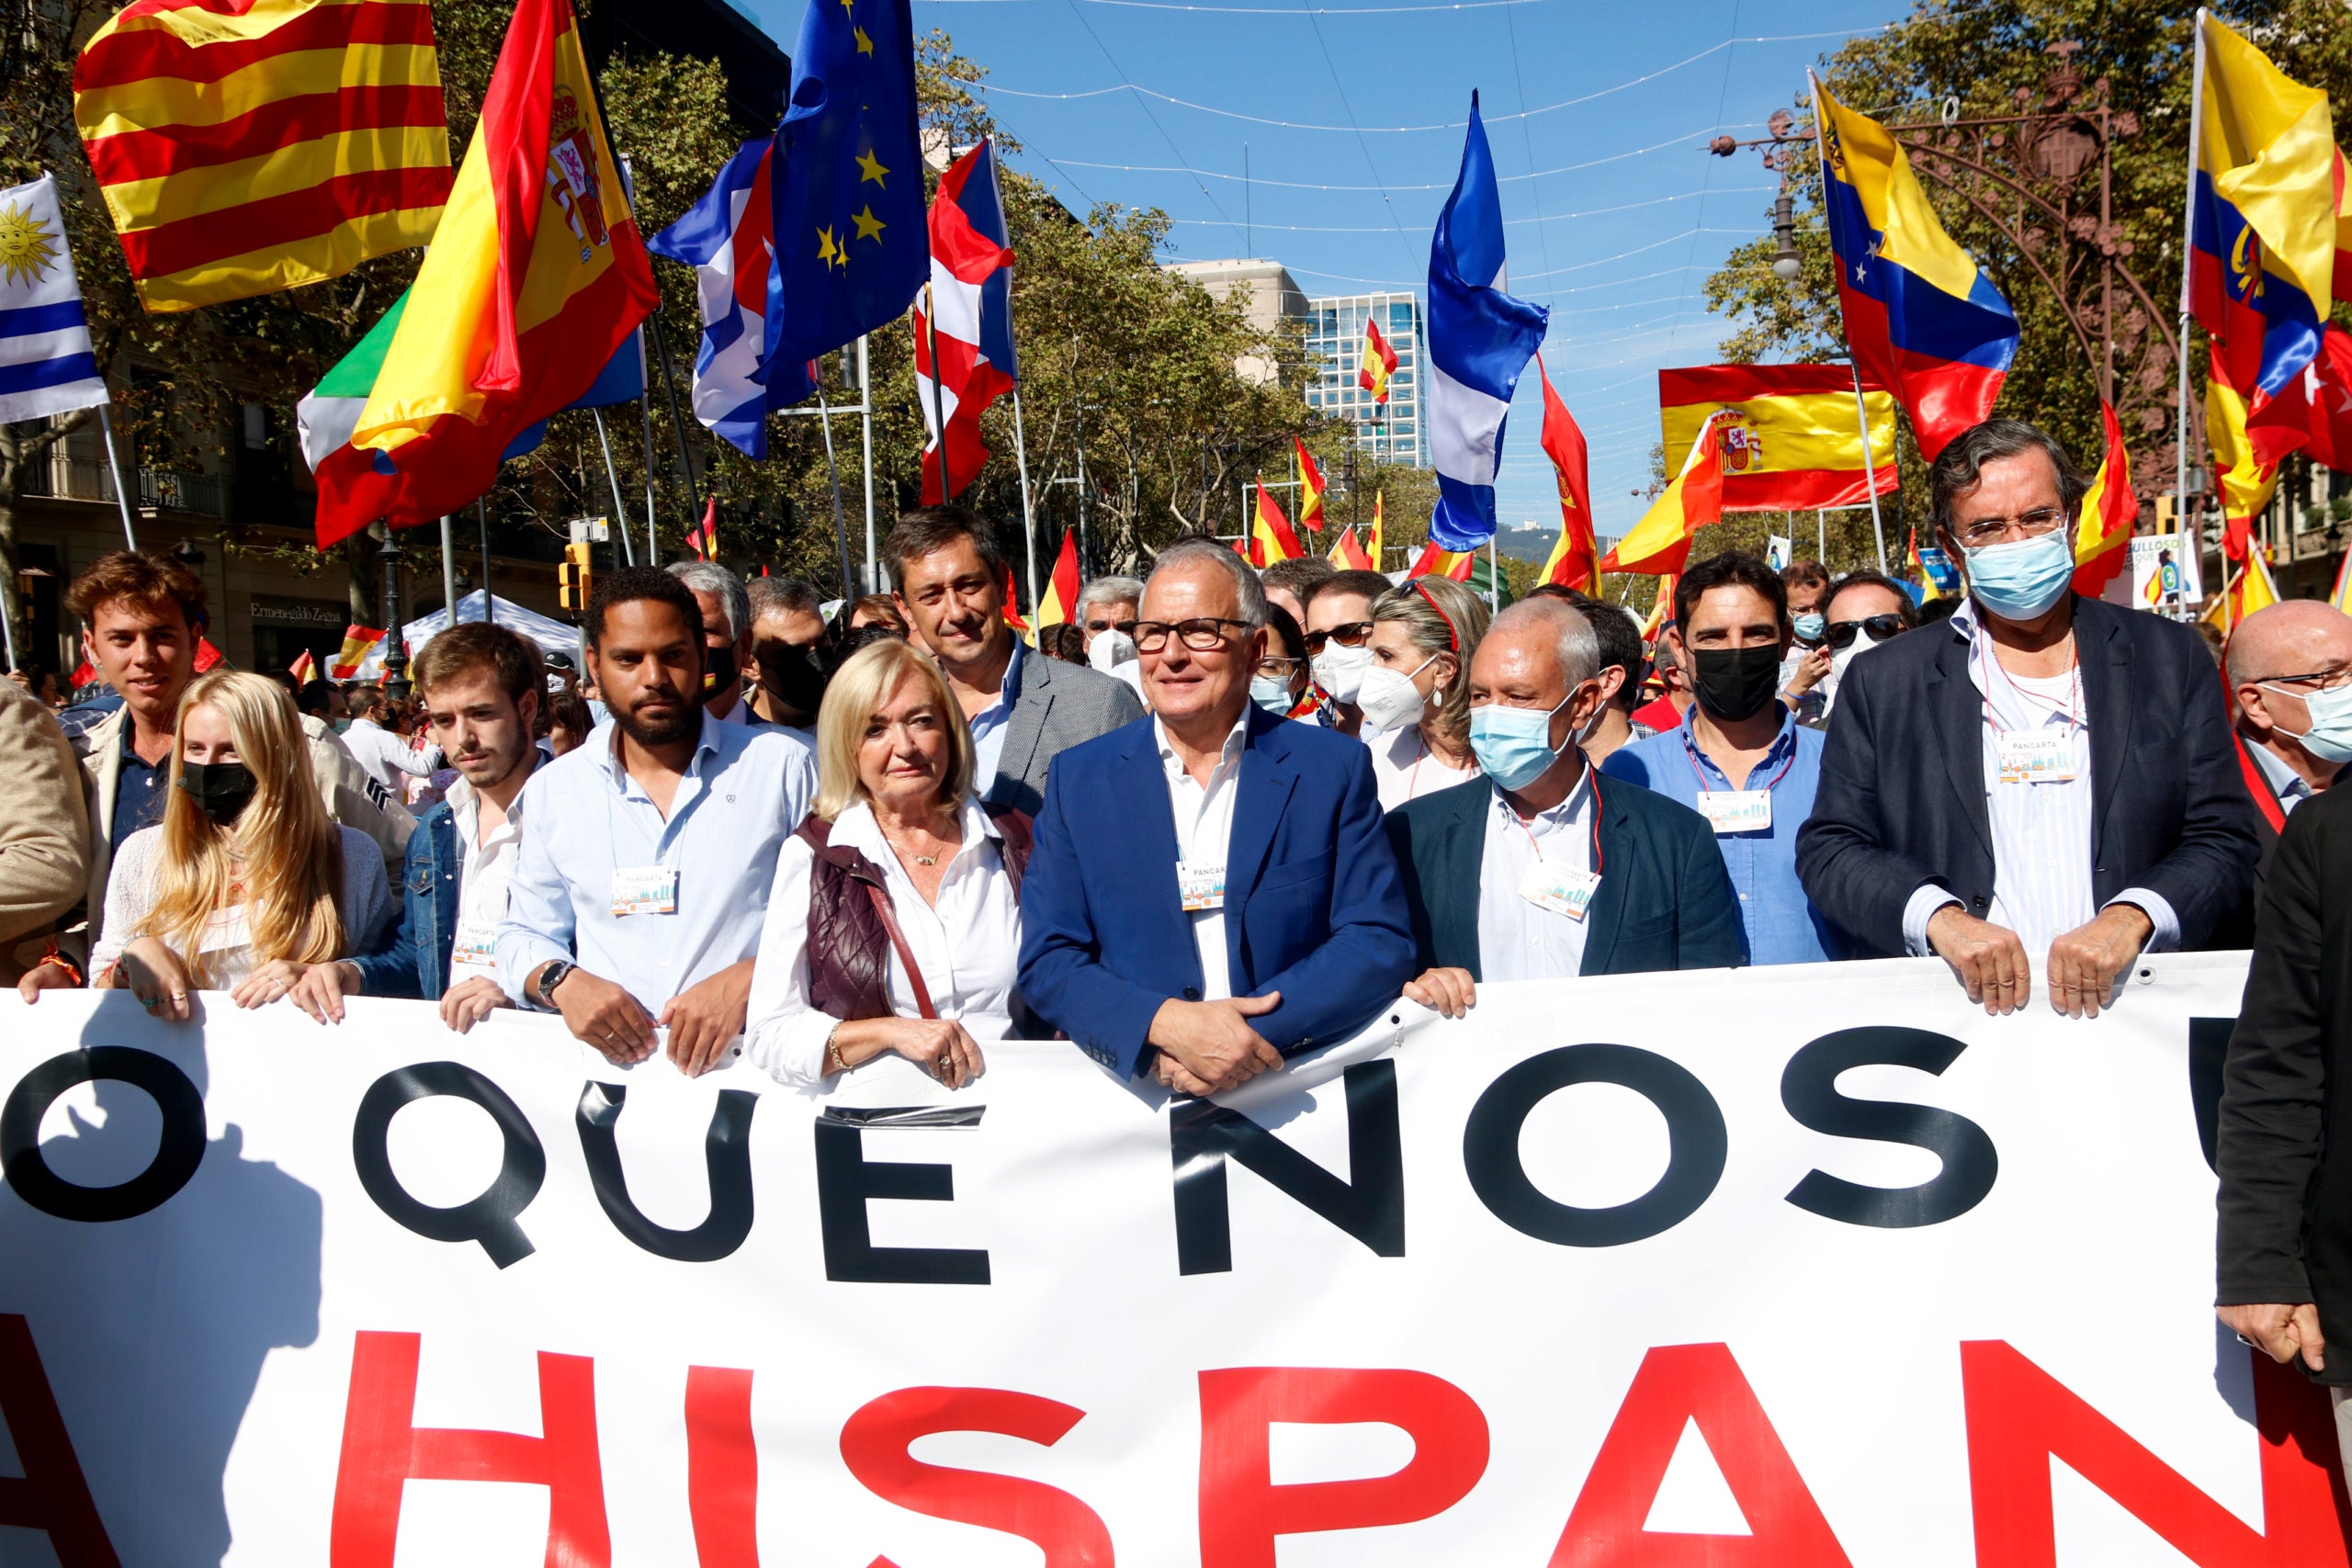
[748,575,824,622]
[1493,596,1600,688]
[1928,418,2090,541]
[668,560,752,641]
[1146,537,1269,627]
[1076,575,1144,618]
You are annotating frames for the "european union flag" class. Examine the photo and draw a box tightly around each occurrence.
[759,0,925,400]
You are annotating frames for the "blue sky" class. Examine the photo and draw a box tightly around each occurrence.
[736,0,1911,544]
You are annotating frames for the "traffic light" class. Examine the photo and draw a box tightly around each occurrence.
[2155,493,2177,532]
[559,542,593,610]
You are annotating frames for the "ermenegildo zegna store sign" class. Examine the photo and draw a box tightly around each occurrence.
[247,594,347,630]
[0,954,2342,1566]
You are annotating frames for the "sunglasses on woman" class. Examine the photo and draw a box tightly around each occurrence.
[1823,615,1907,650]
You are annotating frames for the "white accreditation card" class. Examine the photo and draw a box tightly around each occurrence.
[448,924,500,981]
[1518,861,1601,922]
[610,864,679,916]
[1995,728,2075,785]
[1178,862,1227,912]
[1696,790,1772,834]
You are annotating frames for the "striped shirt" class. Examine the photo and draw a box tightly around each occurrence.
[1901,602,2179,958]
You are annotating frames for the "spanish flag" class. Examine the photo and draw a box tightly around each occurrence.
[331,624,387,681]
[1534,353,1598,592]
[1250,480,1304,567]
[2207,369,2279,564]
[1640,571,1677,644]
[1906,529,1944,604]
[2206,547,2281,628]
[1035,527,1081,630]
[2330,543,2352,616]
[2072,400,2135,596]
[1358,316,1398,405]
[1295,439,1327,536]
[1406,540,1474,581]
[1600,412,1727,576]
[74,0,452,312]
[288,649,317,684]
[1659,364,1898,512]
[1367,490,1385,568]
[334,0,656,546]
[1328,525,1375,572]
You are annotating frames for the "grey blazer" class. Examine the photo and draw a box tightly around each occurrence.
[985,641,1147,817]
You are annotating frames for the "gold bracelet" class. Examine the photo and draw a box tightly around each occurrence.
[824,1025,846,1077]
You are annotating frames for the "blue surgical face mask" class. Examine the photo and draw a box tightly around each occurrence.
[1793,611,1826,642]
[1469,694,1573,791]
[1962,529,2075,622]
[1250,674,1295,716]
[2264,680,2352,765]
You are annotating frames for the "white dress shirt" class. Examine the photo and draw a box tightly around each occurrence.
[342,716,441,794]
[742,795,1023,1087]
[1900,603,2179,959]
[1369,723,1481,810]
[496,713,817,1013]
[1157,711,1249,1000]
[1476,768,1597,982]
[444,769,528,986]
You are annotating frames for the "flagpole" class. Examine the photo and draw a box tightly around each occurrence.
[1012,388,1040,618]
[638,393,661,563]
[439,515,458,619]
[592,410,636,567]
[95,404,137,549]
[2176,10,2210,573]
[1844,354,1889,574]
[1816,509,1826,564]
[858,334,876,595]
[812,361,857,602]
[477,500,494,626]
[647,310,702,520]
[922,283,954,504]
[1487,540,1498,611]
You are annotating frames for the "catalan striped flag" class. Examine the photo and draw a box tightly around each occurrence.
[74,0,451,314]
[1035,528,1081,630]
[1328,525,1375,572]
[1358,315,1397,404]
[2072,400,2135,596]
[1250,480,1304,567]
[1295,439,1326,536]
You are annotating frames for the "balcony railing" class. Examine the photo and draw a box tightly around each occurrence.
[22,455,230,520]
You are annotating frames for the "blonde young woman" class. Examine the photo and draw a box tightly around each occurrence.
[18,671,393,1016]
[741,638,1031,1089]
[1356,575,1493,810]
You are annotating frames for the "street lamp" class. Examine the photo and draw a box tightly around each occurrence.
[378,527,409,698]
[1770,189,1802,281]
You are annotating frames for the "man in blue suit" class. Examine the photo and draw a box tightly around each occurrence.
[1019,538,1415,1096]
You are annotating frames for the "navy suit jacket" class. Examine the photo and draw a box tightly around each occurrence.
[1384,772,1747,978]
[1794,594,2263,956]
[1017,704,1416,1077]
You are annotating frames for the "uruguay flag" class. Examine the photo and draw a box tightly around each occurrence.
[650,138,783,457]
[1426,95,1548,551]
[914,140,1019,503]
[0,174,109,424]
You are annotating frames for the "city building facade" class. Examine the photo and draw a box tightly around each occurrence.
[1305,291,1427,468]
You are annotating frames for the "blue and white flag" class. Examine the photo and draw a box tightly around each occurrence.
[649,138,780,457]
[1425,96,1547,551]
[0,174,108,424]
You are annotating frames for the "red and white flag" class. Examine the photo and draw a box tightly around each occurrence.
[914,140,1018,504]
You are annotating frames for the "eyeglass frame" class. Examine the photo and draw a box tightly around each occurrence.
[2253,661,2352,694]
[1131,616,1259,653]
[1259,654,1307,681]
[1302,619,1374,654]
[1947,505,2069,548]
[1823,614,1908,650]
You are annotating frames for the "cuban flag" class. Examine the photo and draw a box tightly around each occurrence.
[648,139,789,457]
[0,173,109,424]
[914,140,1019,503]
[1425,95,1547,551]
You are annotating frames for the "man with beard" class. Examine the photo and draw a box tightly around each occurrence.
[498,568,817,1074]
[287,624,546,1031]
[745,574,832,742]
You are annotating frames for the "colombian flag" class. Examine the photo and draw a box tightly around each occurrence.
[332,0,657,547]
[1328,525,1376,572]
[2189,16,2335,434]
[1815,75,2018,459]
[1358,316,1398,404]
[1406,540,1475,581]
[1600,412,1727,576]
[1035,527,1081,630]
[2072,400,2135,596]
[1295,439,1327,536]
[1250,480,1304,567]
[1534,354,1598,592]
[1659,364,1897,512]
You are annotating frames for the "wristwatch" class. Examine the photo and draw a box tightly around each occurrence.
[534,959,575,1010]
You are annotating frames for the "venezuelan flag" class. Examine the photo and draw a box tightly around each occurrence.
[1035,527,1081,630]
[334,0,656,547]
[2072,400,2135,596]
[1814,75,2018,460]
[1599,412,1727,576]
[1659,364,1897,512]
[2189,16,2335,423]
[1535,353,1599,592]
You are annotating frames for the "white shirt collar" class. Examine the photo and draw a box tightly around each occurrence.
[831,793,1001,861]
[1491,760,1593,829]
[1153,708,1250,767]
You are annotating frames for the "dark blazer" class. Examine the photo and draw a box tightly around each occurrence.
[349,799,458,999]
[2217,784,2352,1384]
[1016,704,1415,1077]
[1794,595,2262,956]
[986,641,1147,818]
[1384,773,1747,978]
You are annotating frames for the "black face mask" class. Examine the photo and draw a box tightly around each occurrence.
[757,641,834,721]
[701,641,740,698]
[176,761,257,827]
[1690,645,1784,724]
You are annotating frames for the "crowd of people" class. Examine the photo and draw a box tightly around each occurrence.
[13,414,2352,1468]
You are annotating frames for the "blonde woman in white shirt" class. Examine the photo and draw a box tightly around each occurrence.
[744,637,1031,1089]
[1359,575,1492,810]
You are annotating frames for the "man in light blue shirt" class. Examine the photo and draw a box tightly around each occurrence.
[499,567,815,1076]
[1603,551,1830,964]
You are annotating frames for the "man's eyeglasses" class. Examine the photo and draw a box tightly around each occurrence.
[1302,620,1374,655]
[1951,505,2067,547]
[2256,662,2352,694]
[1132,617,1255,653]
[1824,615,1907,649]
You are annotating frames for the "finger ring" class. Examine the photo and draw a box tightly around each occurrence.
[139,996,158,1010]
[170,992,187,1002]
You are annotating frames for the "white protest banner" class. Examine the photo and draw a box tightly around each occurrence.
[0,953,2343,1566]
